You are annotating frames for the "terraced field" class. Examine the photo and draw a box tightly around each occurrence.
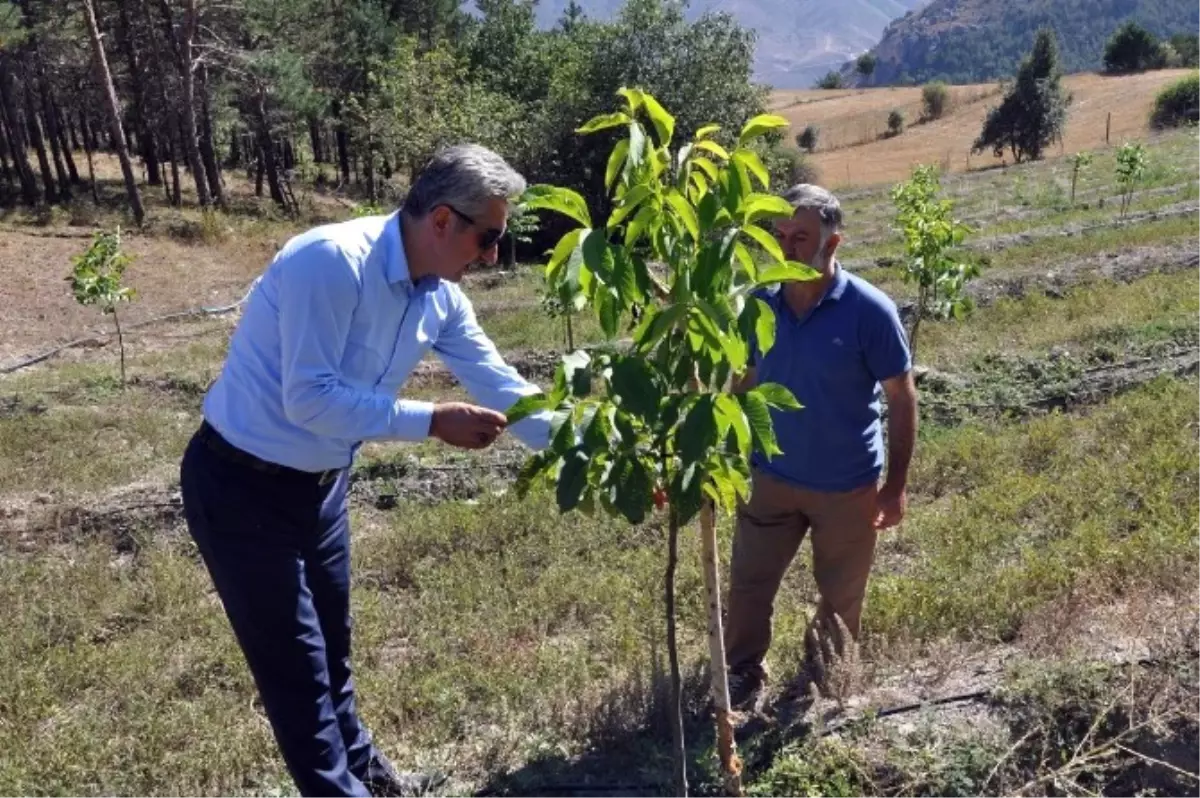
[1,127,1196,796]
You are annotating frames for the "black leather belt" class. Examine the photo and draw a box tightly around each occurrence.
[197,419,342,486]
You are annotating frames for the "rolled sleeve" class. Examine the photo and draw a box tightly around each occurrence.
[277,239,433,442]
[433,290,552,451]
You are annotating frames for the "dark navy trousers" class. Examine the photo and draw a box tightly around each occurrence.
[180,423,382,797]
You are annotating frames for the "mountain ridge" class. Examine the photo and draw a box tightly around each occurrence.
[531,0,928,88]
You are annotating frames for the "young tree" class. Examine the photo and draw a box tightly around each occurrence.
[815,70,843,89]
[1115,141,1147,217]
[516,90,815,797]
[1069,150,1092,205]
[886,108,905,137]
[1103,21,1166,73]
[890,164,976,361]
[796,124,818,152]
[68,228,137,385]
[972,29,1069,164]
[921,80,949,120]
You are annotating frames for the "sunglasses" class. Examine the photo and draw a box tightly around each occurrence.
[445,205,504,251]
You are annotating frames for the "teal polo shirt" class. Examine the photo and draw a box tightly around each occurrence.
[750,264,911,492]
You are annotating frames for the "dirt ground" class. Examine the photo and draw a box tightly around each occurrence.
[769,69,1196,187]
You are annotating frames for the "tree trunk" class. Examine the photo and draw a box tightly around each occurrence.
[0,124,10,185]
[308,116,324,163]
[81,114,99,202]
[167,127,181,206]
[256,96,286,209]
[22,78,56,202]
[334,101,350,184]
[161,0,210,207]
[116,0,160,187]
[51,100,80,184]
[665,510,688,798]
[282,137,295,171]
[197,64,222,203]
[701,501,743,796]
[255,146,264,197]
[0,61,38,205]
[82,0,144,224]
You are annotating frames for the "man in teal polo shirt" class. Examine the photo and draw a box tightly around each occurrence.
[725,184,918,710]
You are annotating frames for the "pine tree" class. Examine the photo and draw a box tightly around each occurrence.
[972,29,1069,163]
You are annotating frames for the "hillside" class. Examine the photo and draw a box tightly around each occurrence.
[770,69,1194,187]
[532,0,927,88]
[856,0,1199,85]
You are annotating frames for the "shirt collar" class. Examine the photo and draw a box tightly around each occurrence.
[385,211,440,294]
[826,261,849,301]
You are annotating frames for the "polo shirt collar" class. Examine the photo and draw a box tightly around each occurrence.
[826,261,849,301]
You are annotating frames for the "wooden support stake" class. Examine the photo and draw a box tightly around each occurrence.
[701,501,743,796]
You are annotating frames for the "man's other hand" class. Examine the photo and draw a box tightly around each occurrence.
[874,481,907,530]
[431,402,507,449]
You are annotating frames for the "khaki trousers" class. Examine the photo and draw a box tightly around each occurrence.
[724,469,879,682]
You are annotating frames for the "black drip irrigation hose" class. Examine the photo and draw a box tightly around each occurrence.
[0,279,259,376]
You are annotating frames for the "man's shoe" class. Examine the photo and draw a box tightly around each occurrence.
[363,770,448,797]
[727,670,766,713]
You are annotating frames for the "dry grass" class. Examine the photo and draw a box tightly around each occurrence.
[769,70,1198,188]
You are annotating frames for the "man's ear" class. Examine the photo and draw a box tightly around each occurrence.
[429,206,452,236]
[825,231,842,254]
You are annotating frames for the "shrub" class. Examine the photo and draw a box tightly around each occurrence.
[815,71,844,90]
[922,80,949,120]
[1103,21,1166,73]
[796,124,819,152]
[886,108,905,137]
[759,144,820,190]
[1150,73,1199,129]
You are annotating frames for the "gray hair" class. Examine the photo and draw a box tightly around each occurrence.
[402,144,526,220]
[782,184,844,238]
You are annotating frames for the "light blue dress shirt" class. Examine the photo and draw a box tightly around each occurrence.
[202,211,551,472]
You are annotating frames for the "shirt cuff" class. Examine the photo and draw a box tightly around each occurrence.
[390,399,435,440]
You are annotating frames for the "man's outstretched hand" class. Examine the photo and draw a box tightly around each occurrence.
[431,402,507,450]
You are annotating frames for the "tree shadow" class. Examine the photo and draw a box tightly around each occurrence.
[476,662,820,797]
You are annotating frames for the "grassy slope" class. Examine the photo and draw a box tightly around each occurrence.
[0,128,1196,795]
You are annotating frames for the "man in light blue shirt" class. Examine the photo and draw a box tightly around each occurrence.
[180,144,550,797]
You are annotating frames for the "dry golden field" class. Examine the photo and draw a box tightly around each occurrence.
[770,69,1197,188]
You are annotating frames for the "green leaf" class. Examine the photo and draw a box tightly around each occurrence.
[678,395,718,464]
[738,113,789,146]
[523,185,592,229]
[756,261,821,284]
[697,298,746,370]
[694,139,730,161]
[741,389,782,457]
[756,382,802,410]
[670,462,704,527]
[610,455,653,525]
[609,184,654,228]
[694,124,721,140]
[665,190,700,241]
[753,296,775,355]
[582,229,615,284]
[733,242,758,281]
[691,156,719,181]
[610,249,643,306]
[641,93,675,147]
[610,356,662,422]
[582,404,614,451]
[733,150,770,189]
[618,87,645,113]
[628,122,647,170]
[742,194,796,224]
[556,449,590,512]
[576,111,631,134]
[515,450,555,498]
[547,226,583,283]
[605,139,631,191]
[596,288,621,338]
[549,408,575,453]
[633,303,686,353]
[625,203,657,248]
[742,224,785,263]
[716,394,751,457]
[704,468,737,513]
[505,393,549,425]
